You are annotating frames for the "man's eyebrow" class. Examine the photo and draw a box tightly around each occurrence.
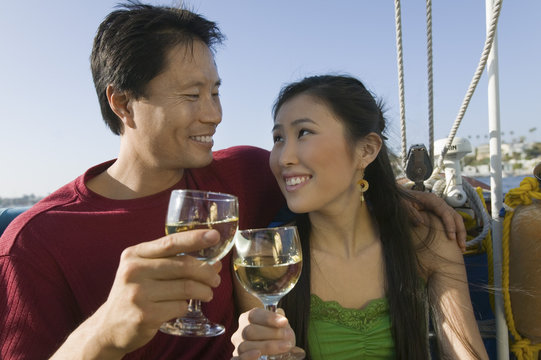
[272,118,316,132]
[179,78,222,88]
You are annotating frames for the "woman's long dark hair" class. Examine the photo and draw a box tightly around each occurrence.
[276,75,429,359]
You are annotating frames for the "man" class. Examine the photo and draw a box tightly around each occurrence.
[0,3,464,360]
[1,4,283,359]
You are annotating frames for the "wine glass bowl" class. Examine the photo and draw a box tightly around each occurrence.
[160,189,238,337]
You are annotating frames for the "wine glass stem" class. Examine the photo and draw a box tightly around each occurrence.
[260,301,298,360]
[188,299,203,314]
[260,303,285,360]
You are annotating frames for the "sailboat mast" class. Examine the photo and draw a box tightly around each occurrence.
[485,0,509,358]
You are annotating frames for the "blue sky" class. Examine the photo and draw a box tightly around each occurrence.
[1,0,540,197]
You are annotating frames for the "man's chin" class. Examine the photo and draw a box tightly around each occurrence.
[191,153,214,169]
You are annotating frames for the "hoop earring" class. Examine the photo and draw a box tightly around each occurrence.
[357,178,369,203]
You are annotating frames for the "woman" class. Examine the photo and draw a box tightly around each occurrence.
[232,75,488,359]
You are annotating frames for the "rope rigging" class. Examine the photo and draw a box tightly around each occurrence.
[393,4,541,359]
[501,177,541,360]
[393,0,503,171]
[425,0,434,164]
[437,0,503,168]
[394,0,504,247]
[393,0,408,170]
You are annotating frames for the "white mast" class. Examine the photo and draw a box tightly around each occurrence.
[485,0,509,358]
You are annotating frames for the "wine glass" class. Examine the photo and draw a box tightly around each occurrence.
[233,226,304,359]
[160,189,239,337]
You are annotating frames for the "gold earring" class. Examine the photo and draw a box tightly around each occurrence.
[357,178,369,203]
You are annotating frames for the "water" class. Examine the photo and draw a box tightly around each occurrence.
[474,175,531,195]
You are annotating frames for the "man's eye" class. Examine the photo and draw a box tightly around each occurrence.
[273,135,283,143]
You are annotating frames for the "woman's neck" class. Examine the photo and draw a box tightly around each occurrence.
[308,201,379,259]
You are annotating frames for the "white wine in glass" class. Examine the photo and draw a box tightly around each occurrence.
[234,226,304,359]
[160,189,238,337]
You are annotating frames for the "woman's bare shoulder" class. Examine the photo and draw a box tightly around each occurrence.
[411,211,445,247]
[411,212,464,273]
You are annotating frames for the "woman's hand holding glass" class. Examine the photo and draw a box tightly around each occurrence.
[232,308,304,360]
[233,226,305,360]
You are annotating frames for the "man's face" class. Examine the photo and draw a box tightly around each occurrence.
[126,40,222,171]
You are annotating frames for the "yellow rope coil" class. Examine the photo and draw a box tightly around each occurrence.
[501,177,541,360]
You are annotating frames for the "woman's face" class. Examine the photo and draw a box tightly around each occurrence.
[269,94,363,214]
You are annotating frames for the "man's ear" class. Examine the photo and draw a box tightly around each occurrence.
[106,85,135,129]
[355,132,383,168]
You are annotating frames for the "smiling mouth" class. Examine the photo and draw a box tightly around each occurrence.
[190,135,213,143]
[285,176,311,186]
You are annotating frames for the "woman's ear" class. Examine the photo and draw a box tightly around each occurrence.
[356,132,383,168]
[106,85,135,130]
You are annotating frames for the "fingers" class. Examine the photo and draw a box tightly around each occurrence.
[145,299,190,327]
[233,348,305,360]
[409,190,467,252]
[93,230,224,353]
[409,204,427,226]
[291,347,307,359]
[437,202,457,242]
[108,232,223,322]
[117,250,222,293]
[232,349,261,360]
[147,278,218,302]
[453,211,467,252]
[234,308,296,357]
[125,255,222,283]
[238,309,291,344]
[430,198,467,252]
[134,229,220,258]
[237,338,294,357]
[247,308,290,329]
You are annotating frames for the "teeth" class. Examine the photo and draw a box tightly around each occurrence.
[191,135,213,143]
[285,176,309,186]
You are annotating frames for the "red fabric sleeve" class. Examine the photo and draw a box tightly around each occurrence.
[1,245,80,358]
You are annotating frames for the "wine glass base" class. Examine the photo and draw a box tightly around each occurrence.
[159,318,225,337]
[260,352,305,360]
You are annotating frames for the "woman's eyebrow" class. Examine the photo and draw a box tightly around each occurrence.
[272,118,315,132]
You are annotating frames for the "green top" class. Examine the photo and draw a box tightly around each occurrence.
[308,294,395,359]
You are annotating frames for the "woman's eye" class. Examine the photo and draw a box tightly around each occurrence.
[273,134,283,143]
[298,129,311,138]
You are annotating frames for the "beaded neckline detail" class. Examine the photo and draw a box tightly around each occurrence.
[310,294,389,331]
